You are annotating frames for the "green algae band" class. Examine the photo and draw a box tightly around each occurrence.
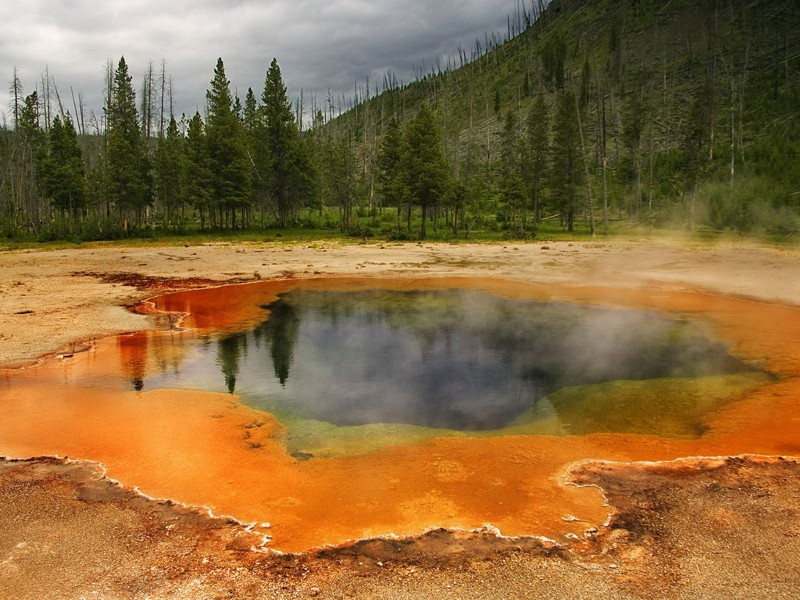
[146,288,755,436]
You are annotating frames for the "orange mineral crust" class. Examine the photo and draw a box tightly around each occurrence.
[1,278,798,553]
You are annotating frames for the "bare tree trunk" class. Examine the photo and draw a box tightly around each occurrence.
[570,74,595,236]
[595,71,609,236]
[159,59,167,138]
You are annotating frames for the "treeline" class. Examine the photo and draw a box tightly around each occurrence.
[1,56,323,240]
[2,0,799,243]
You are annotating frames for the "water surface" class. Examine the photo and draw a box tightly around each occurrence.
[145,288,751,435]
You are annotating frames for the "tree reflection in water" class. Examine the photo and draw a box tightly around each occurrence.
[180,289,750,431]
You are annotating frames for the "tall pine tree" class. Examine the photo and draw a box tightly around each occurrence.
[262,58,304,228]
[499,112,527,233]
[401,105,448,239]
[551,91,583,232]
[40,115,86,218]
[106,56,152,228]
[154,115,183,229]
[205,58,251,229]
[376,116,404,233]
[182,112,213,230]
[242,87,268,222]
[523,93,550,225]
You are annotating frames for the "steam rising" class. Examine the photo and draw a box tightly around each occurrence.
[146,289,749,432]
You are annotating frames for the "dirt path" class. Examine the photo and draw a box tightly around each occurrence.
[1,238,799,598]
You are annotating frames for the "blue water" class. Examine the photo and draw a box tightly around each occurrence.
[144,289,747,431]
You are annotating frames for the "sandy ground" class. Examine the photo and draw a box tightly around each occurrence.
[1,237,800,598]
[2,238,798,366]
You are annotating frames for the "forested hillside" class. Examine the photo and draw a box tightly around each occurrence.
[1,0,798,242]
[336,0,800,238]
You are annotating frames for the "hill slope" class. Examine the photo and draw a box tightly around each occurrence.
[329,0,800,236]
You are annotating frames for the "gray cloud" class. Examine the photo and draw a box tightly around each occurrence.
[1,0,517,125]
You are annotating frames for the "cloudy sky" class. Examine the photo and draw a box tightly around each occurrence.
[1,0,522,125]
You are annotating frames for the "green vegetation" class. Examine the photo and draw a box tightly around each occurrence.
[1,0,798,244]
[272,373,769,459]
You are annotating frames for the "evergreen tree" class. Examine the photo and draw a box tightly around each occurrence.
[39,115,86,218]
[18,92,45,160]
[205,58,251,228]
[322,134,357,231]
[154,115,183,228]
[294,131,320,215]
[542,35,567,91]
[17,92,46,220]
[242,87,268,221]
[523,93,550,225]
[551,91,583,232]
[444,179,468,236]
[182,112,213,230]
[579,56,592,107]
[242,88,259,134]
[400,105,448,239]
[499,112,527,232]
[262,58,304,227]
[376,117,404,233]
[106,56,152,227]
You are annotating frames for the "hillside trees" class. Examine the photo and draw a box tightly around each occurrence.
[498,112,527,233]
[523,93,550,225]
[550,91,583,232]
[321,133,357,231]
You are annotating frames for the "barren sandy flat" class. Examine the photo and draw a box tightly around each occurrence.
[2,238,797,366]
[1,238,799,598]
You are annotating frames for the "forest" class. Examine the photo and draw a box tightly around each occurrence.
[1,0,798,243]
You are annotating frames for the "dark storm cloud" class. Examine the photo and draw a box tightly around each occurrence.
[0,0,517,123]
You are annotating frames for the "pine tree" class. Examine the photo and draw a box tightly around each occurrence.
[205,58,251,229]
[499,112,527,232]
[295,131,320,216]
[551,91,583,232]
[106,56,152,228]
[262,58,304,228]
[17,91,46,223]
[322,134,357,231]
[154,115,183,228]
[242,87,268,221]
[401,105,448,239]
[376,117,404,233]
[182,112,213,230]
[39,115,86,218]
[622,82,646,219]
[523,93,550,225]
[542,35,567,91]
[18,92,45,159]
